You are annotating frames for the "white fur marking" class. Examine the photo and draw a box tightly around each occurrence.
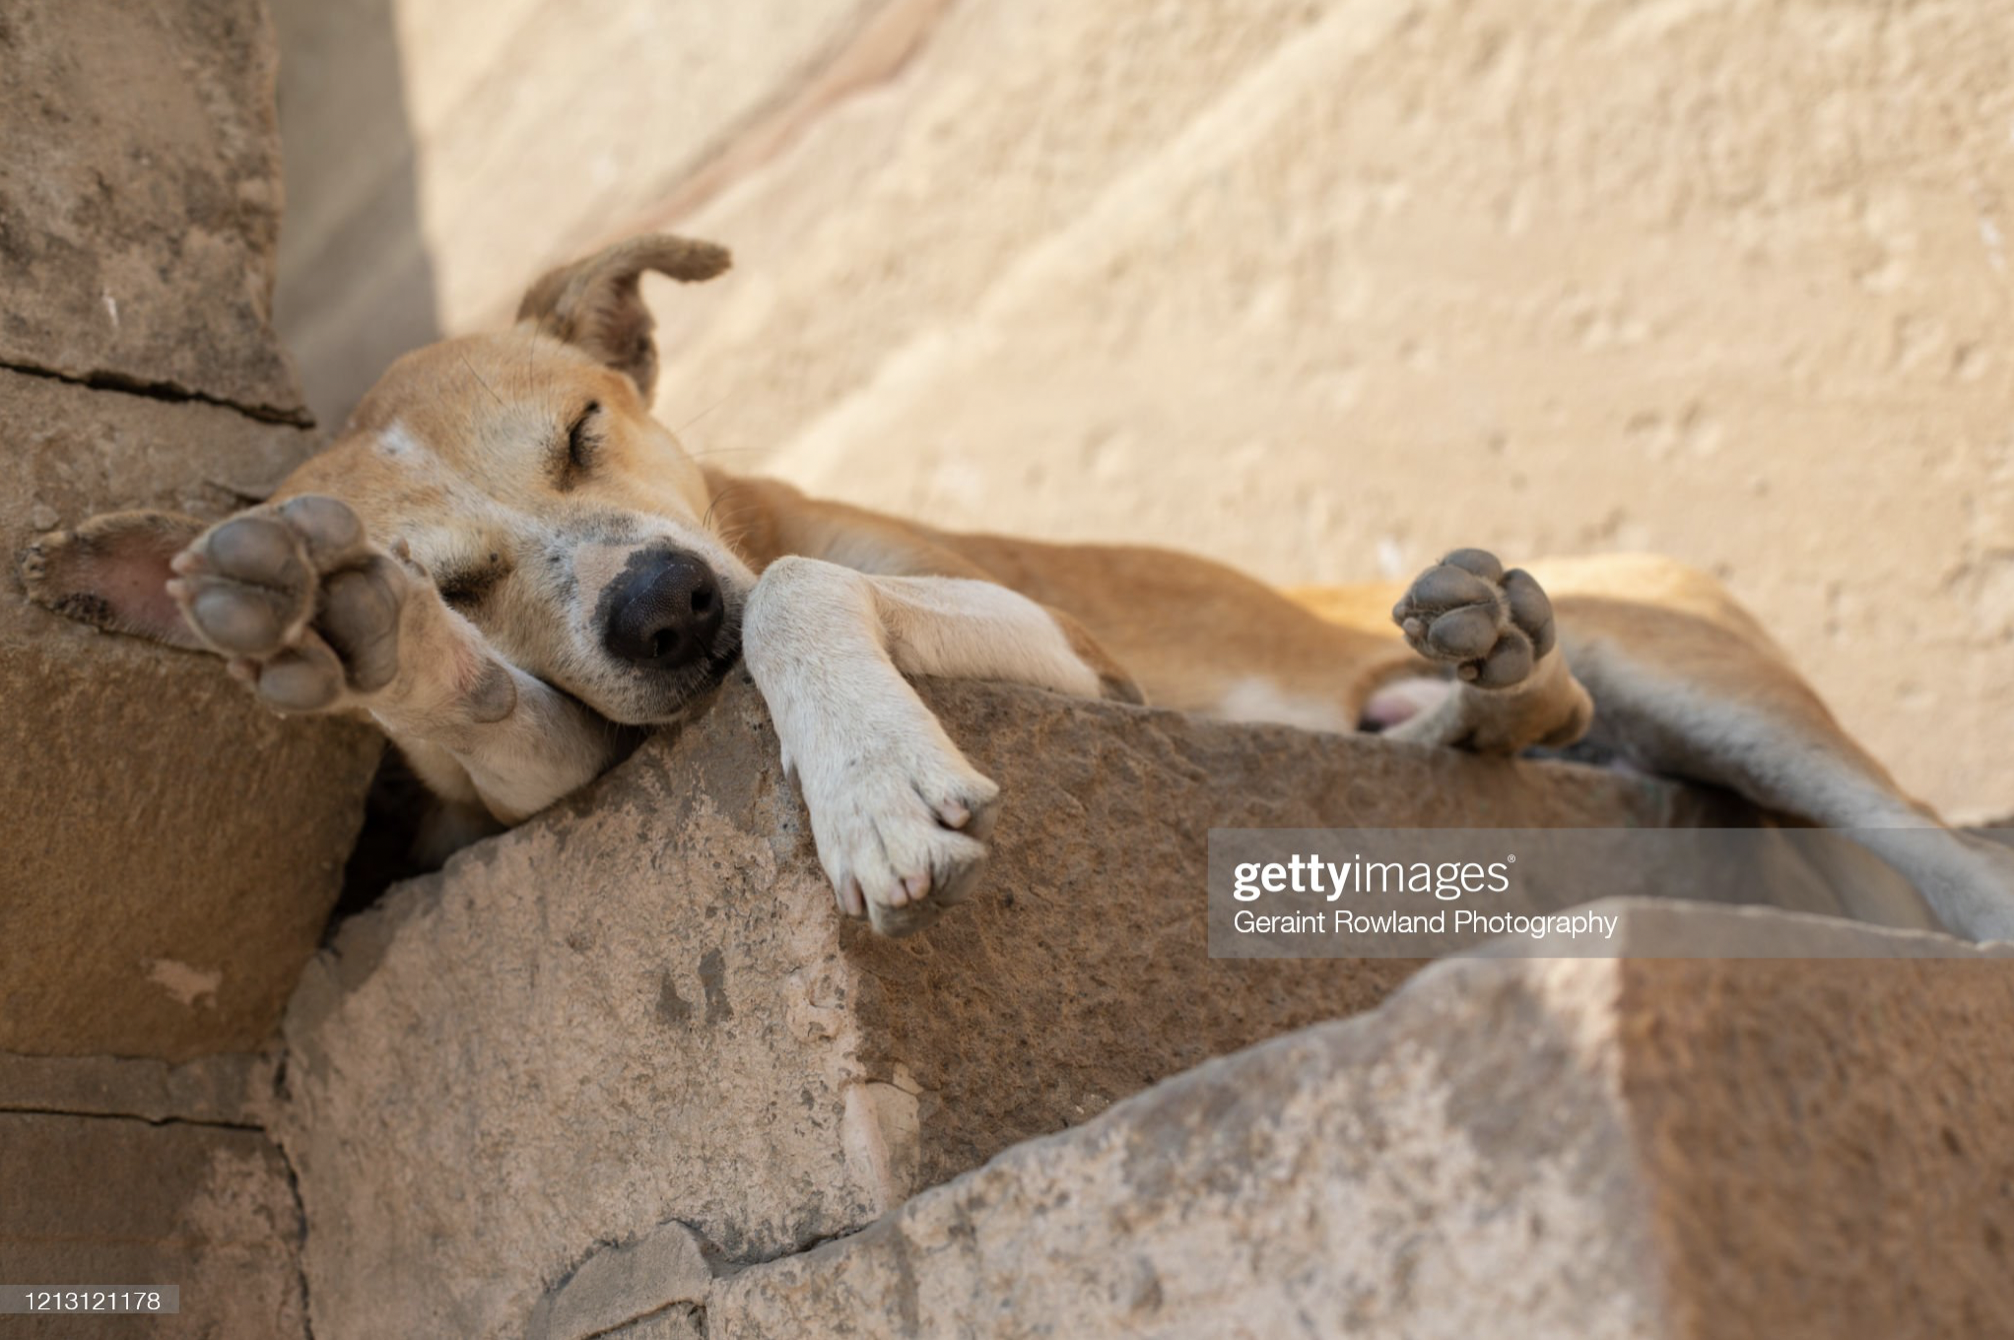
[378,422,423,458]
[741,558,1122,917]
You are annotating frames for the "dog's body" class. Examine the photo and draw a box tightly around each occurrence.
[22,236,2014,938]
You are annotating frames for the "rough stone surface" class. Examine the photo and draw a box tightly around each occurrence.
[0,1112,306,1339]
[1,370,381,1059]
[0,0,304,418]
[713,954,1665,1340]
[276,673,1743,1339]
[604,1310,707,1340]
[1621,954,2014,1339]
[525,1220,714,1340]
[704,905,2014,1339]
[2,0,383,1061]
[0,1047,298,1340]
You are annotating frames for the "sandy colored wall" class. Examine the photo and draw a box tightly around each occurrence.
[274,0,2014,821]
[269,0,886,429]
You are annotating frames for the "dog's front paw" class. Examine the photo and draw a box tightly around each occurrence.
[1392,548,1557,689]
[169,496,412,714]
[807,735,1000,938]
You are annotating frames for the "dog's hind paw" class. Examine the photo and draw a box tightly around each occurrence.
[1392,548,1557,690]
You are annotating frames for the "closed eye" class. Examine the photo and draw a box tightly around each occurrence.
[556,401,601,488]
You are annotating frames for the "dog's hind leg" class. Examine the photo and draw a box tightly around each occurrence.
[1381,549,1597,756]
[1496,553,2014,941]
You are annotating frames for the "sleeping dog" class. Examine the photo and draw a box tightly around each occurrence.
[22,235,2014,938]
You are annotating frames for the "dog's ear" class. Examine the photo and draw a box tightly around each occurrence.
[18,510,208,649]
[516,234,731,401]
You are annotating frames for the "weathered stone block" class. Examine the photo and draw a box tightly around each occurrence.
[0,1110,304,1340]
[0,0,304,418]
[525,1220,715,1340]
[705,903,2014,1339]
[0,1049,274,1126]
[278,673,1743,1338]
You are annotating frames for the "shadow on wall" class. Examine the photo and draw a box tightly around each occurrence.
[270,0,439,432]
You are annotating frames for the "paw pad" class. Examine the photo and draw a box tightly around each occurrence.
[1393,549,1556,690]
[169,496,409,715]
[173,514,315,657]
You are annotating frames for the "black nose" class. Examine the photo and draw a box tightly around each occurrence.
[601,551,724,669]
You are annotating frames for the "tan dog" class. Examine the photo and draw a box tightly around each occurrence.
[20,235,2014,938]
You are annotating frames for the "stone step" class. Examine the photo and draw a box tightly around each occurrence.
[690,903,2014,1339]
[277,672,1753,1337]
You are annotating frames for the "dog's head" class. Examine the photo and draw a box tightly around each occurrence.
[38,235,756,726]
[281,235,753,723]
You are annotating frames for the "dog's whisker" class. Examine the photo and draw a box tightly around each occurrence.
[672,393,736,435]
[680,444,766,461]
[700,480,764,551]
[459,353,505,408]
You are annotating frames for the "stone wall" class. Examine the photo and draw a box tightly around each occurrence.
[701,915,2014,1340]
[0,1054,306,1340]
[2,0,380,1057]
[1,6,372,1331]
